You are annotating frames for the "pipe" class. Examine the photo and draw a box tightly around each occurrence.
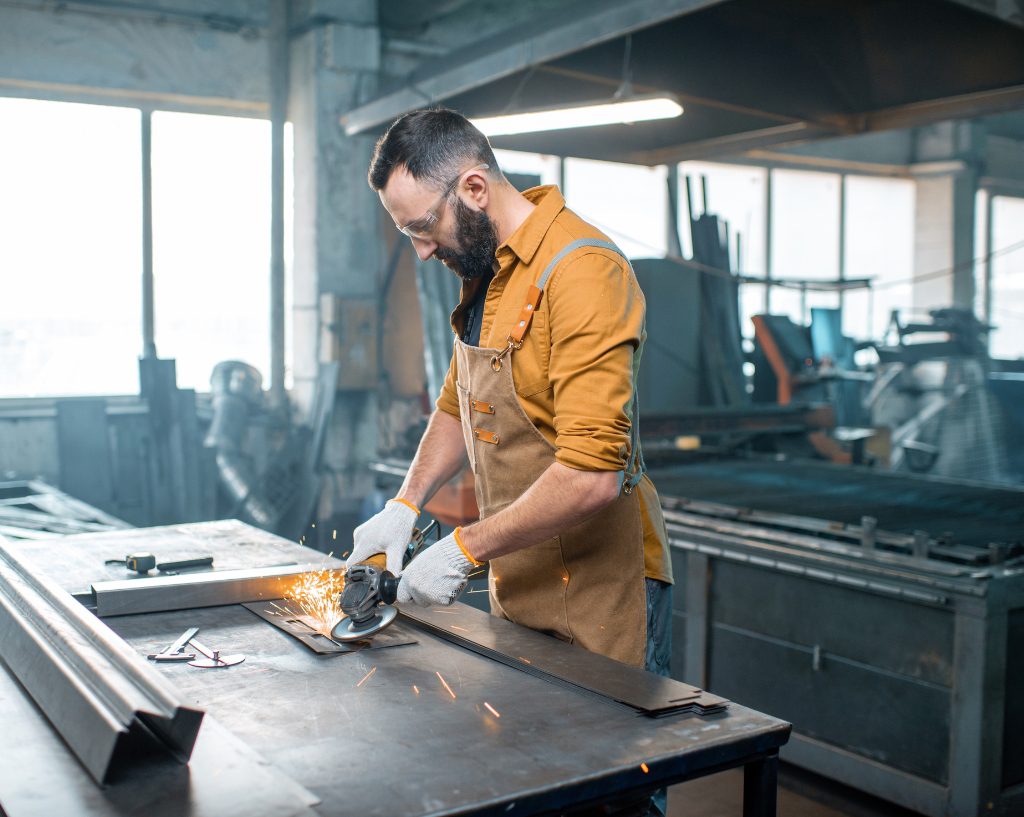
[268,0,288,406]
[141,109,156,359]
[205,361,277,529]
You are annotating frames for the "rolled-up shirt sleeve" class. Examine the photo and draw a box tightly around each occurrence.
[435,348,461,419]
[546,252,643,472]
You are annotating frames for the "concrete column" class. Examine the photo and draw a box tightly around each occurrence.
[911,122,983,312]
[289,1,382,505]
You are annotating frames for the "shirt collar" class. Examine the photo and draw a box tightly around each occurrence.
[501,185,565,266]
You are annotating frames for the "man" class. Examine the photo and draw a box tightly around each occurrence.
[347,107,672,677]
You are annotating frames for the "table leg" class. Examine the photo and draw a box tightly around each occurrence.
[743,753,779,817]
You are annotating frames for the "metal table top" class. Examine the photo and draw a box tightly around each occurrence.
[4,520,790,816]
[107,604,787,817]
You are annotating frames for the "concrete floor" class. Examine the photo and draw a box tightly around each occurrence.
[668,763,922,817]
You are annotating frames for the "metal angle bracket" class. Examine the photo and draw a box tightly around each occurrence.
[0,539,204,785]
[91,563,344,617]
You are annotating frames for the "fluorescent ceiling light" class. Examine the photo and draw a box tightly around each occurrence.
[471,95,683,137]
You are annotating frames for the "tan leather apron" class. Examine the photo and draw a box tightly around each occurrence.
[454,239,647,667]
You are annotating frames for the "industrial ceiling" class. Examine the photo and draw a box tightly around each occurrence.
[352,0,1024,163]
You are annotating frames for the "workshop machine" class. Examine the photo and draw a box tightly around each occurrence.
[653,456,1024,817]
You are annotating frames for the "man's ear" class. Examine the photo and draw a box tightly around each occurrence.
[463,169,490,209]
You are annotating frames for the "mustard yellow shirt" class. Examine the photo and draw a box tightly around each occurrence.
[436,185,672,585]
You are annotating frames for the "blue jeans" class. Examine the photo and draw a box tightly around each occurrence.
[644,578,672,678]
[644,579,672,817]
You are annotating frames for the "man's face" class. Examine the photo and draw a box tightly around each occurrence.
[381,166,498,281]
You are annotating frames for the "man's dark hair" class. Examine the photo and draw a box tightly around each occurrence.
[367,107,502,192]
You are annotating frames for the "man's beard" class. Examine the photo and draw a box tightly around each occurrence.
[433,197,499,281]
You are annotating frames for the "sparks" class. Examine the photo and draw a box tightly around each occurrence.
[283,564,346,635]
[332,530,337,540]
[412,685,420,695]
[483,702,501,718]
[356,666,377,687]
[640,763,649,774]
[436,671,456,699]
[518,656,532,664]
[451,625,469,632]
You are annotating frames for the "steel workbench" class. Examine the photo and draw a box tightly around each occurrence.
[0,520,791,817]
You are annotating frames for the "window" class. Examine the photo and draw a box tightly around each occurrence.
[151,112,293,391]
[770,168,842,324]
[492,149,561,188]
[679,162,767,336]
[0,98,141,397]
[842,175,915,341]
[563,157,668,259]
[989,196,1024,360]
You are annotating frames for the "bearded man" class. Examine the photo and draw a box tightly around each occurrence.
[347,107,673,681]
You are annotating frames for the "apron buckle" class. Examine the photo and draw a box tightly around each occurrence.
[490,338,521,372]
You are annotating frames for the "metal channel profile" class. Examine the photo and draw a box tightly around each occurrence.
[400,603,727,716]
[92,564,342,617]
[0,539,204,784]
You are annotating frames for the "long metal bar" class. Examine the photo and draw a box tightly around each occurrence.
[399,603,726,716]
[0,539,203,784]
[268,0,288,404]
[340,0,729,134]
[141,109,156,359]
[661,499,979,569]
[91,563,340,617]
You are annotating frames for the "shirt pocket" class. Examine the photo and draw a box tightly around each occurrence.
[513,311,551,397]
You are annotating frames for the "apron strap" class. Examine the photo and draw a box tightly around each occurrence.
[500,237,647,493]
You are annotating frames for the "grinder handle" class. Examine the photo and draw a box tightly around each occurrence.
[354,521,438,573]
[359,553,388,571]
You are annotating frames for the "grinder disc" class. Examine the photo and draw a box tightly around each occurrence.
[331,604,397,642]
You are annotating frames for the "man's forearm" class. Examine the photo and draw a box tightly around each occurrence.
[459,463,620,562]
[396,410,468,509]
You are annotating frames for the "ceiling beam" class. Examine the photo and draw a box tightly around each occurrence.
[625,122,840,165]
[855,83,1024,132]
[627,84,1024,166]
[340,0,729,134]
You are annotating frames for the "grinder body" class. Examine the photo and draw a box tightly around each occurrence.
[332,522,437,642]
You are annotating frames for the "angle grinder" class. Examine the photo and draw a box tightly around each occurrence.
[331,519,438,642]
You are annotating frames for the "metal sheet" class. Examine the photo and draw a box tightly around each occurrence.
[0,660,320,817]
[399,603,727,716]
[0,539,204,784]
[92,563,345,617]
[243,599,417,655]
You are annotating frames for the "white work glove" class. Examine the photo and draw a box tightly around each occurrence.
[397,528,479,607]
[346,499,419,575]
